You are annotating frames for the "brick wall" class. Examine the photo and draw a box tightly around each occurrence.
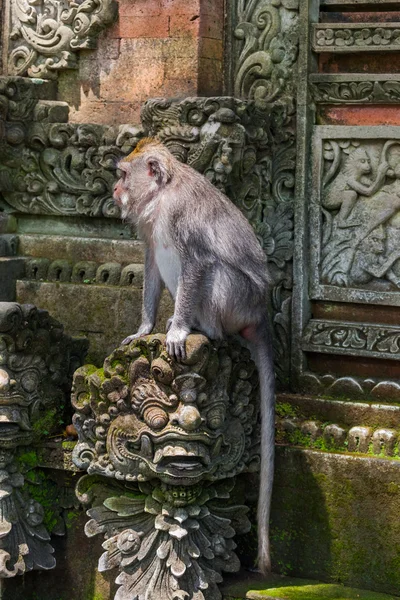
[59,0,225,125]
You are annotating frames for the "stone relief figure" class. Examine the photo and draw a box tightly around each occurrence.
[72,334,259,600]
[321,140,400,289]
[322,144,389,228]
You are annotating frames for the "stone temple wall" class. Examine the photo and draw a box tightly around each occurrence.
[56,0,225,125]
[2,0,400,598]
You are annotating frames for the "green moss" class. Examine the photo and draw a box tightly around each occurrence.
[62,440,76,450]
[17,450,39,469]
[276,403,299,419]
[32,407,58,438]
[245,583,397,599]
[24,469,61,532]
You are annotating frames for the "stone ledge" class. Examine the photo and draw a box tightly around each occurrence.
[222,572,400,600]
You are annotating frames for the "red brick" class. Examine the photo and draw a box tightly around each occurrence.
[199,37,223,61]
[68,101,142,125]
[118,0,162,17]
[163,77,198,97]
[319,105,400,127]
[199,12,223,39]
[111,16,169,38]
[161,0,201,15]
[198,57,222,95]
[169,13,200,37]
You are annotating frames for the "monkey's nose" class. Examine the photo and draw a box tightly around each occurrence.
[172,405,202,432]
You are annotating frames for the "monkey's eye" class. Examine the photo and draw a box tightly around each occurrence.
[116,169,126,180]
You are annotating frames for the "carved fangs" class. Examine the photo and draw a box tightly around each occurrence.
[153,442,211,466]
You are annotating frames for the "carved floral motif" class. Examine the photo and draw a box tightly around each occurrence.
[72,334,258,600]
[303,320,400,360]
[310,78,400,105]
[8,0,118,79]
[313,24,400,52]
[233,0,299,385]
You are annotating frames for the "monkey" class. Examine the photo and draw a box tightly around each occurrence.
[113,138,275,574]
[323,147,389,228]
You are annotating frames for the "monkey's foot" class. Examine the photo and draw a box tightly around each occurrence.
[121,333,141,345]
[165,327,189,361]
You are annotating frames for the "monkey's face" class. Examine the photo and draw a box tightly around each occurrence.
[113,150,172,220]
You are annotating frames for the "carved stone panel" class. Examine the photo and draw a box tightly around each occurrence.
[310,126,400,307]
[309,75,400,105]
[312,23,400,53]
[6,0,117,79]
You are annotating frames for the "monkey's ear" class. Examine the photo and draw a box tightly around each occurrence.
[147,157,171,186]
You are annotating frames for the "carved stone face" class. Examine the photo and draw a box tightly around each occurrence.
[0,302,87,449]
[0,367,39,447]
[72,335,260,486]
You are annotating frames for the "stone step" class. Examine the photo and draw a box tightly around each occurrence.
[222,572,400,600]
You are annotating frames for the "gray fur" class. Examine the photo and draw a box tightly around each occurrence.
[113,141,275,573]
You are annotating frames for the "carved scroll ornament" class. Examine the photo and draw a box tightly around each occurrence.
[8,0,118,79]
[72,334,259,600]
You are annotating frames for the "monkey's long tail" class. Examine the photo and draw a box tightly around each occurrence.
[252,320,276,575]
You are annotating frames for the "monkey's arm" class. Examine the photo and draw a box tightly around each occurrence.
[122,247,163,344]
[349,162,388,196]
[166,261,204,361]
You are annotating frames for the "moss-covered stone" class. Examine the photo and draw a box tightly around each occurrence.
[222,573,400,600]
[269,447,400,596]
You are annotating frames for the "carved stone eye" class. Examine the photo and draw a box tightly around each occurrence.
[143,405,168,430]
[20,370,39,393]
[206,404,226,430]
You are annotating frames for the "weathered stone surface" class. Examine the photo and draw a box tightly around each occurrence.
[0,302,87,577]
[16,281,173,367]
[73,334,258,600]
[270,447,400,595]
[1,508,116,600]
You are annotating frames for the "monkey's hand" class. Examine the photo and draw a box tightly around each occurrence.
[166,326,189,362]
[121,321,154,345]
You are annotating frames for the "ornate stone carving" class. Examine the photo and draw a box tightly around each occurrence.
[299,371,400,403]
[310,127,400,303]
[0,122,141,218]
[233,0,299,386]
[309,75,400,105]
[72,334,258,600]
[25,257,143,287]
[313,23,400,53]
[7,0,117,79]
[0,302,87,576]
[303,320,400,361]
[276,414,400,457]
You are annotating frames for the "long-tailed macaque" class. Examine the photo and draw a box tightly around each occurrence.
[113,138,275,574]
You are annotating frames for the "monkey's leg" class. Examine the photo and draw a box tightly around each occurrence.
[166,263,204,361]
[122,248,163,344]
[337,191,360,228]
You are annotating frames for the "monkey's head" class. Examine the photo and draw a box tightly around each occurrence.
[113,138,174,220]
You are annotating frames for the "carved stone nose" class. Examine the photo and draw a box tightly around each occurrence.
[176,405,202,432]
[0,369,10,392]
